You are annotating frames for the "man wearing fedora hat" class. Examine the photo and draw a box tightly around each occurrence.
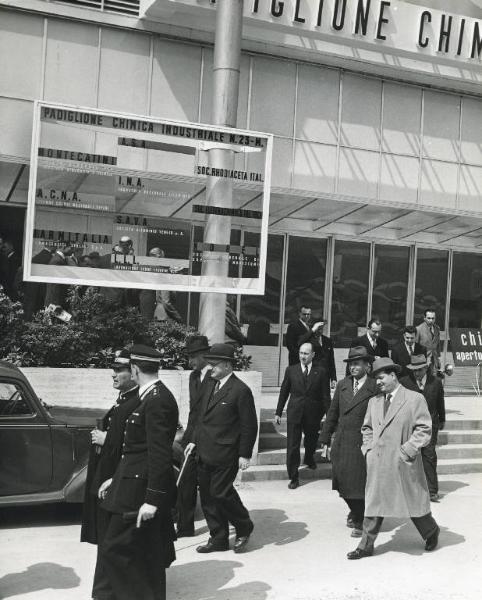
[81,349,140,599]
[192,343,258,554]
[176,335,212,537]
[400,354,445,502]
[347,357,440,560]
[320,346,378,537]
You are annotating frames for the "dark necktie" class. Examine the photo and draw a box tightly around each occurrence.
[192,370,201,395]
[353,379,359,395]
[408,344,413,355]
[214,381,220,394]
[383,393,392,417]
[303,366,309,385]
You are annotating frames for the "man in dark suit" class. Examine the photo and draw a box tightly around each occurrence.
[298,320,337,391]
[98,345,179,600]
[22,246,54,319]
[391,325,427,378]
[188,343,258,554]
[285,305,314,365]
[275,342,331,489]
[320,346,377,537]
[81,349,139,599]
[176,335,212,538]
[44,246,75,308]
[416,309,442,375]
[347,319,389,374]
[400,354,445,502]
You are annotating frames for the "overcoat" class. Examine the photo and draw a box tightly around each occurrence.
[320,376,378,499]
[361,385,432,518]
[80,385,139,544]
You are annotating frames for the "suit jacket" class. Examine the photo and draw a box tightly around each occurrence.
[44,252,69,307]
[320,375,378,498]
[285,319,312,365]
[195,373,258,466]
[276,362,331,425]
[346,333,389,375]
[361,386,432,517]
[298,330,337,382]
[399,373,445,424]
[391,341,427,378]
[416,322,441,369]
[1,252,21,300]
[103,380,179,514]
[81,386,140,544]
[181,368,213,449]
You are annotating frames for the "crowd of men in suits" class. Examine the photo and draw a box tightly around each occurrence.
[79,306,446,599]
[280,306,445,557]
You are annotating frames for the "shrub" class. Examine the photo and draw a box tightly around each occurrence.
[0,286,252,370]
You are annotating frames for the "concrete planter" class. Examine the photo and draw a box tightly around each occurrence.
[21,367,263,463]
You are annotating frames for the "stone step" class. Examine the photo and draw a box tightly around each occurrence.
[437,444,482,459]
[257,448,330,465]
[438,430,482,445]
[437,458,482,474]
[441,419,482,430]
[240,463,332,482]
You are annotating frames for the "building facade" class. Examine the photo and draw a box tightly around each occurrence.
[0,0,481,386]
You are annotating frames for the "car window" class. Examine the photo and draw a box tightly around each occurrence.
[0,382,34,417]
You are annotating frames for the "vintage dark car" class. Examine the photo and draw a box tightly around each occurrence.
[0,360,183,507]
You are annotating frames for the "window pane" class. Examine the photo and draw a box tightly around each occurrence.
[449,253,482,328]
[0,383,32,416]
[241,234,284,347]
[372,245,410,345]
[284,236,327,324]
[414,249,448,328]
[331,240,370,347]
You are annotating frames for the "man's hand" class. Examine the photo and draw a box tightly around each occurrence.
[274,415,281,425]
[312,321,324,332]
[136,503,157,528]
[238,457,250,471]
[91,429,107,446]
[320,444,331,461]
[98,478,112,499]
[439,421,445,431]
[184,442,196,457]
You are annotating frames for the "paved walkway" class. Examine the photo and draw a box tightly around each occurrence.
[1,472,481,600]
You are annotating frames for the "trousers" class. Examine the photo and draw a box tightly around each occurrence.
[422,422,439,494]
[286,411,320,480]
[176,454,198,534]
[343,498,365,530]
[358,513,439,552]
[197,459,253,544]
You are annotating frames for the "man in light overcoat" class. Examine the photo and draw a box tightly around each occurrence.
[347,357,440,559]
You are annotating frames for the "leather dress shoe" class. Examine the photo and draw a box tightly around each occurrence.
[346,515,355,528]
[234,524,254,553]
[347,548,373,560]
[425,527,440,551]
[430,493,440,502]
[176,529,195,538]
[303,460,317,470]
[288,479,299,489]
[196,539,229,553]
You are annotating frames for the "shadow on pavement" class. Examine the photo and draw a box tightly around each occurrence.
[168,559,270,600]
[374,523,465,557]
[244,508,309,551]
[0,504,82,529]
[0,562,80,598]
[439,480,470,496]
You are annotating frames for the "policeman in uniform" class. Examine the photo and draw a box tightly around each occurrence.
[81,349,140,599]
[98,345,179,600]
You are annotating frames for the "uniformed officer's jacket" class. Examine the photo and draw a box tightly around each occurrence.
[90,386,140,494]
[102,380,179,513]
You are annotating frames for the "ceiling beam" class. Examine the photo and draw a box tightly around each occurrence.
[438,225,482,244]
[269,197,320,226]
[313,204,368,232]
[356,210,413,235]
[4,164,25,203]
[397,215,457,239]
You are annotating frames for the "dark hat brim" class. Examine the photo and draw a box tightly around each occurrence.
[406,362,430,370]
[204,353,236,362]
[186,345,211,355]
[343,354,375,363]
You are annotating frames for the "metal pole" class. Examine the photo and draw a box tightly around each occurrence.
[198,0,244,343]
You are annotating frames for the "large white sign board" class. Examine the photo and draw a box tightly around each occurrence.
[24,102,272,295]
